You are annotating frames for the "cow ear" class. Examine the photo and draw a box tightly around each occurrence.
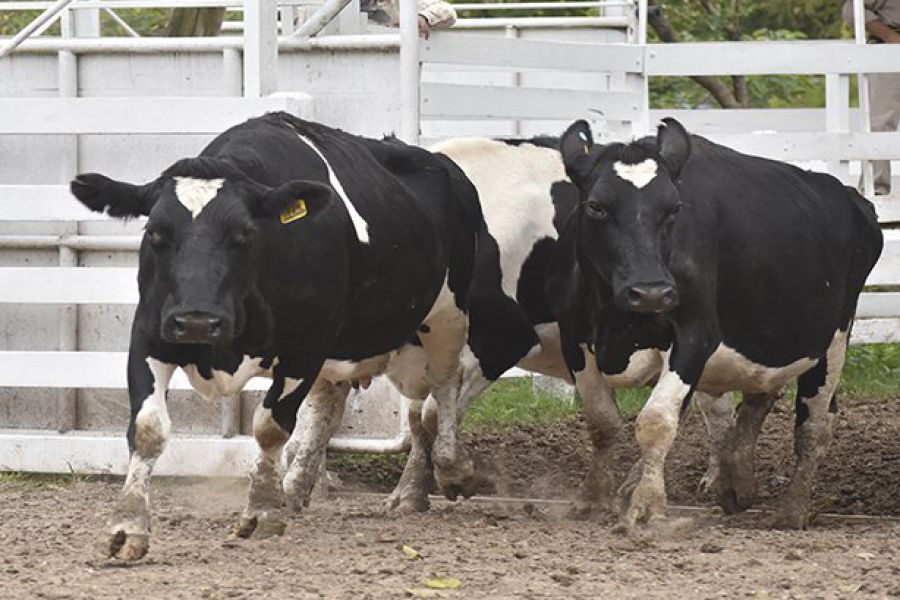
[559,120,595,186]
[656,118,691,179]
[70,173,158,218]
[255,179,333,224]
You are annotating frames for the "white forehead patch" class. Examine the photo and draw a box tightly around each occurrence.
[174,176,225,219]
[613,159,658,189]
[295,133,370,244]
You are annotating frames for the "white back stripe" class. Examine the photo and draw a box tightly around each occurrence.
[613,159,658,189]
[295,133,370,244]
[174,177,224,219]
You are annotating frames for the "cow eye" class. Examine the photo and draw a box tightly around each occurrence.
[232,225,255,247]
[663,202,683,226]
[584,202,607,220]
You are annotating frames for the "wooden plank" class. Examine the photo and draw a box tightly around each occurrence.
[866,231,900,287]
[421,83,641,122]
[706,132,900,162]
[856,293,900,319]
[0,430,257,477]
[0,350,270,390]
[646,41,900,76]
[422,34,644,73]
[0,95,311,135]
[0,185,118,221]
[851,318,900,345]
[0,267,138,304]
[647,108,864,135]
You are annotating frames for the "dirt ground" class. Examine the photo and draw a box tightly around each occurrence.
[1,401,899,599]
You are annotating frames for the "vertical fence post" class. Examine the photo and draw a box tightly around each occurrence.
[825,73,851,183]
[398,0,420,144]
[853,0,875,197]
[55,7,85,434]
[244,0,278,98]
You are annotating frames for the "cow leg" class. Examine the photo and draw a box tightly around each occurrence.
[106,355,175,560]
[716,391,779,514]
[695,392,735,495]
[234,403,291,538]
[281,378,350,513]
[771,330,847,529]
[236,374,318,538]
[384,344,435,513]
[572,354,623,518]
[617,355,699,532]
[386,397,436,513]
[420,309,476,501]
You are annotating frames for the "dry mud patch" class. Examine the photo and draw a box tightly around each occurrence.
[0,401,898,598]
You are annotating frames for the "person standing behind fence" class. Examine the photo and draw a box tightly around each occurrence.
[844,0,900,196]
[362,0,457,38]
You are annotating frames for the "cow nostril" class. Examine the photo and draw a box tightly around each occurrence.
[662,288,678,304]
[626,288,644,304]
[172,317,187,335]
[208,318,223,336]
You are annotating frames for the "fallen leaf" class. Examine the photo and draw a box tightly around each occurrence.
[401,545,423,560]
[423,577,462,590]
[406,589,438,598]
[856,552,875,560]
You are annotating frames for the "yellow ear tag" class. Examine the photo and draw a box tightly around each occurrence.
[583,144,590,155]
[280,199,308,224]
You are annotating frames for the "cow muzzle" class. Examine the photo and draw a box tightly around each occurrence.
[622,283,679,314]
[162,311,228,345]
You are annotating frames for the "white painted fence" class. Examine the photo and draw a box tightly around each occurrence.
[2,0,900,478]
[0,92,416,476]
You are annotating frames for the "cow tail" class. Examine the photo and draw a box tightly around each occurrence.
[441,156,485,314]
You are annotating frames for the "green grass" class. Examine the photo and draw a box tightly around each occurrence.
[460,343,900,432]
[839,343,900,401]
[0,471,92,491]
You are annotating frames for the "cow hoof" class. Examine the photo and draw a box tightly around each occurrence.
[107,530,149,561]
[718,486,754,515]
[769,510,809,531]
[232,515,287,539]
[570,496,614,521]
[385,488,430,514]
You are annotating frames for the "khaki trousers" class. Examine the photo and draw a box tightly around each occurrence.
[868,72,900,193]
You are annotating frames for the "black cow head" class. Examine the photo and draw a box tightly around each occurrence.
[559,118,690,314]
[70,157,334,348]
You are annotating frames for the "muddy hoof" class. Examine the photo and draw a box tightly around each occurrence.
[718,486,754,515]
[385,491,430,514]
[107,530,149,561]
[232,515,286,539]
[769,510,809,531]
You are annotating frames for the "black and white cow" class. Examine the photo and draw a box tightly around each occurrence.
[69,112,483,560]
[549,118,883,530]
[381,136,744,517]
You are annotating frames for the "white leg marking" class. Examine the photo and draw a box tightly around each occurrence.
[110,358,176,537]
[294,133,370,244]
[174,176,224,219]
[622,361,692,528]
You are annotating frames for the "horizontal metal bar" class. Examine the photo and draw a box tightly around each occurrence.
[0,0,309,8]
[454,16,631,29]
[0,234,141,251]
[452,2,619,10]
[9,33,400,53]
